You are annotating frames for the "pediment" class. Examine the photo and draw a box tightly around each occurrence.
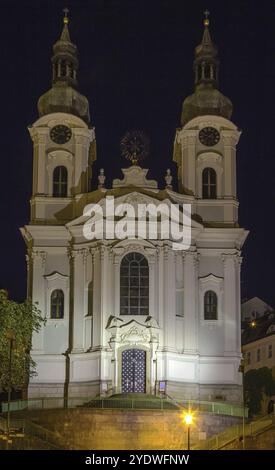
[44,271,69,282]
[112,166,158,189]
[67,190,171,228]
[67,190,203,229]
[199,273,223,288]
[106,316,160,345]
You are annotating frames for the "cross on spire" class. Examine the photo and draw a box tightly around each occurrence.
[203,9,210,26]
[63,7,69,25]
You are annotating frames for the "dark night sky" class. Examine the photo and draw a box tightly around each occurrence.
[0,0,274,305]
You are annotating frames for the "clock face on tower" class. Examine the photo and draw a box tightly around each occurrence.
[50,125,72,145]
[199,127,220,147]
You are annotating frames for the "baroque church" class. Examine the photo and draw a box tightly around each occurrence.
[20,12,248,404]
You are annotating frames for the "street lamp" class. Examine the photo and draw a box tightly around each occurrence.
[183,412,193,450]
[5,329,15,449]
[238,356,246,450]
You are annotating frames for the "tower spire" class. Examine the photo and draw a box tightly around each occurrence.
[180,12,233,125]
[60,7,71,42]
[203,9,210,26]
[37,8,90,123]
[63,6,69,23]
[201,9,212,46]
[194,10,218,88]
[51,8,78,88]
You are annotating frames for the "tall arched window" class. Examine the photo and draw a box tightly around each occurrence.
[204,290,218,320]
[50,289,64,319]
[120,252,149,315]
[202,167,217,199]
[53,166,68,197]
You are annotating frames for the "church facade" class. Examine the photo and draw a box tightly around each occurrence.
[21,13,248,404]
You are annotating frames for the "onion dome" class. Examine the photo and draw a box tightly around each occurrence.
[38,8,90,124]
[181,11,233,125]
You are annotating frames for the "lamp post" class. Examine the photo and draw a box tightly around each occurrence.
[184,412,193,450]
[238,356,246,450]
[5,329,15,449]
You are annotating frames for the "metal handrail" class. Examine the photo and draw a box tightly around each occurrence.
[1,396,246,417]
[193,411,274,450]
[24,419,62,449]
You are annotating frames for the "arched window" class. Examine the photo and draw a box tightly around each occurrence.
[197,65,202,81]
[60,60,66,77]
[212,66,216,80]
[54,62,58,80]
[204,64,211,79]
[50,290,64,319]
[68,62,74,78]
[120,252,149,315]
[204,290,218,320]
[53,166,68,197]
[202,167,217,199]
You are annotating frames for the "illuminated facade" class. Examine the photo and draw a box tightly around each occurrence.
[21,13,248,403]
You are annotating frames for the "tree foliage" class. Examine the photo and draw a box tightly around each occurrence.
[244,367,275,417]
[0,290,45,390]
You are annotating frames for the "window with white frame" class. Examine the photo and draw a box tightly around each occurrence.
[50,289,64,319]
[120,252,149,315]
[202,167,217,199]
[204,290,218,320]
[53,166,68,197]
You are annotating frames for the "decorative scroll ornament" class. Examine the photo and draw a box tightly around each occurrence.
[120,326,150,344]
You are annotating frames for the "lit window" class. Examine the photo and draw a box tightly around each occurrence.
[204,290,218,320]
[202,168,217,199]
[53,166,68,197]
[50,290,64,319]
[120,252,149,315]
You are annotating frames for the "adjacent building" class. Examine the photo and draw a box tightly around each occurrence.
[241,297,273,323]
[242,313,275,377]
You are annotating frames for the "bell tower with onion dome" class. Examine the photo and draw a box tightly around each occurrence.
[28,8,96,224]
[173,11,240,225]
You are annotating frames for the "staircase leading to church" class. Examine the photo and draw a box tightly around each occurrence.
[82,393,179,410]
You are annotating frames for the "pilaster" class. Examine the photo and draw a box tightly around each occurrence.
[71,248,87,352]
[31,250,47,352]
[222,253,239,355]
[163,246,176,350]
[183,250,199,354]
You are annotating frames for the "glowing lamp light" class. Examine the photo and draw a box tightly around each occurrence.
[184,413,193,426]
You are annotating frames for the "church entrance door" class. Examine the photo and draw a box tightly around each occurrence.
[121,349,146,393]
